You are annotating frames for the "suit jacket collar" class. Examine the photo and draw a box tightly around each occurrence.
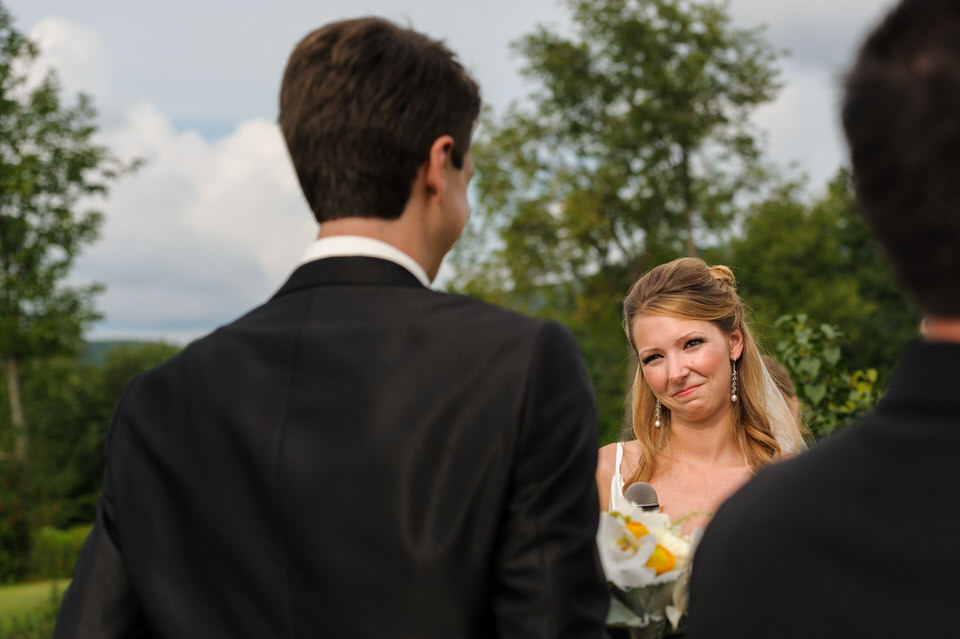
[880,339,960,406]
[272,256,426,300]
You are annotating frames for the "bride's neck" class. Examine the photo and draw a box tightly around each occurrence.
[663,412,741,466]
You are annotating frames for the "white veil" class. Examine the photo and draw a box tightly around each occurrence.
[755,356,807,454]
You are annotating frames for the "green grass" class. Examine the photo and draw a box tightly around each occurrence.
[0,580,68,619]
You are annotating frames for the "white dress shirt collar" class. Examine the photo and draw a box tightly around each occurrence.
[299,235,431,288]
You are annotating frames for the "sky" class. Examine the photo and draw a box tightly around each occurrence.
[5,0,895,343]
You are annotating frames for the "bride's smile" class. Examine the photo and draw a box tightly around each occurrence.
[673,383,702,398]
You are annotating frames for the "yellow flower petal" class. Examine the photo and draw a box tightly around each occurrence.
[626,521,649,538]
[646,544,676,575]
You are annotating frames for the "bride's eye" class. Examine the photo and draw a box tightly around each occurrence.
[684,338,704,349]
[641,353,661,365]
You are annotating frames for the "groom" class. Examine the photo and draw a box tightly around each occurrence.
[54,17,608,638]
[688,0,960,636]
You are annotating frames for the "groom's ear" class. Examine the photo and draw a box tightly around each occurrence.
[423,135,456,199]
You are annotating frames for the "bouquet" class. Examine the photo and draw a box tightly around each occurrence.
[597,504,700,638]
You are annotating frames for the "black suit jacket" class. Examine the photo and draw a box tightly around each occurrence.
[54,257,609,638]
[687,340,960,638]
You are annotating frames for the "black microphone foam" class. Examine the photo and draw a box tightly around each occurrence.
[624,482,659,511]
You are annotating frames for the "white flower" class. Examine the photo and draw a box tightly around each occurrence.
[597,513,659,588]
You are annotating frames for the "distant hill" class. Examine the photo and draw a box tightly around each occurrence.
[79,340,152,367]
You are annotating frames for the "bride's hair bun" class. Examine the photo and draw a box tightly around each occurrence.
[708,264,737,292]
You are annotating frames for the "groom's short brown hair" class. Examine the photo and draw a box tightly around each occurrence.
[279,17,481,224]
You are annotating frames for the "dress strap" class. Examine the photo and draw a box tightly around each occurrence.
[609,442,627,511]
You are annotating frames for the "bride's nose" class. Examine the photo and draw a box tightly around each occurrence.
[667,357,690,383]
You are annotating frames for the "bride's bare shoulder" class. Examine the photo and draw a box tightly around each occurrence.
[598,441,620,458]
[597,440,641,475]
[596,442,619,479]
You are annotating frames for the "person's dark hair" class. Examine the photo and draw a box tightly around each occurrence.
[279,17,481,224]
[842,0,960,315]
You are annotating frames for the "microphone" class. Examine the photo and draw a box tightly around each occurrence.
[624,482,659,512]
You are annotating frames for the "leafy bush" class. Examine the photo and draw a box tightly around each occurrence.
[774,314,881,439]
[29,526,90,580]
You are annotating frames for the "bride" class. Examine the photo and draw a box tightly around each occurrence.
[596,258,805,534]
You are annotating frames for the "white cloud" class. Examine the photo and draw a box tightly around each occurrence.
[26,17,109,99]
[751,62,848,187]
[183,119,312,280]
[77,102,316,342]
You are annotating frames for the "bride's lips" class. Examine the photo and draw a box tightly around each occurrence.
[674,384,702,398]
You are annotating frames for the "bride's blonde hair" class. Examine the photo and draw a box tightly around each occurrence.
[622,257,780,483]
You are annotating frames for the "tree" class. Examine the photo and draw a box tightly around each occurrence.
[727,169,920,379]
[456,0,781,288]
[25,342,180,529]
[0,3,134,464]
[448,0,782,441]
[0,341,179,580]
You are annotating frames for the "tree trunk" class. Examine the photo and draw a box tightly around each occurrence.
[1,357,27,463]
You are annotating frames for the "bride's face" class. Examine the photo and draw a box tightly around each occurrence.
[632,313,744,425]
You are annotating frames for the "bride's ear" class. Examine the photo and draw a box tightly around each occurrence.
[728,328,744,360]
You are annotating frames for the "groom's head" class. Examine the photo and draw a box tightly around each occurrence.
[842,0,960,316]
[279,18,481,226]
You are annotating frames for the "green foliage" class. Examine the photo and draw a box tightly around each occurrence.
[28,526,89,580]
[773,314,880,439]
[99,342,180,405]
[564,268,636,443]
[22,342,180,530]
[731,169,920,380]
[0,341,178,581]
[0,466,28,583]
[0,3,117,360]
[18,356,105,529]
[460,0,781,285]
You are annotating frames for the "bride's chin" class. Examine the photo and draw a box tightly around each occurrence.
[672,402,727,425]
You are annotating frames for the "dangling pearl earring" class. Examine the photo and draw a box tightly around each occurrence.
[654,399,662,427]
[730,360,739,403]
